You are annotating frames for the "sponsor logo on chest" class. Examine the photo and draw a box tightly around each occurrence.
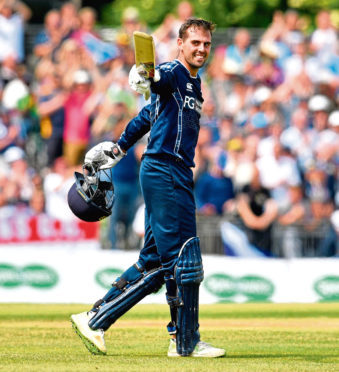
[183,95,202,114]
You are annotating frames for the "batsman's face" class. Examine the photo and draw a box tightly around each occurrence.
[178,26,212,76]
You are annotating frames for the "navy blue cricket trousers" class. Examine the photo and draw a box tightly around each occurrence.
[137,155,197,273]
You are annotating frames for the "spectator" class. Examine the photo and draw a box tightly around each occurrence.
[0,0,31,62]
[223,28,256,75]
[28,189,45,215]
[108,144,141,250]
[280,108,314,172]
[303,184,334,256]
[308,94,338,164]
[60,1,79,39]
[0,108,20,154]
[72,7,119,67]
[171,1,194,37]
[310,10,337,54]
[251,46,284,88]
[36,60,65,167]
[33,9,64,61]
[195,151,235,216]
[216,114,236,147]
[256,140,302,211]
[318,209,339,257]
[63,69,98,166]
[3,146,34,203]
[283,39,321,84]
[236,164,279,256]
[43,156,76,221]
[115,7,145,69]
[0,54,19,86]
[277,184,306,257]
[200,99,219,143]
[257,118,285,159]
[104,102,141,250]
[260,10,292,69]
[222,76,249,117]
[282,9,304,50]
[153,14,178,64]
[72,7,99,38]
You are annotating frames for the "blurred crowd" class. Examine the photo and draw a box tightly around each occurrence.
[0,0,338,257]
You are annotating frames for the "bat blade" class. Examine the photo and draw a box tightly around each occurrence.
[133,31,155,79]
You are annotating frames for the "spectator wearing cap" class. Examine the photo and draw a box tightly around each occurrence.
[36,65,101,167]
[223,136,257,193]
[63,69,98,166]
[120,7,144,39]
[115,7,147,70]
[251,43,284,88]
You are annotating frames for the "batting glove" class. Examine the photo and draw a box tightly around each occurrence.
[84,142,126,170]
[129,64,151,96]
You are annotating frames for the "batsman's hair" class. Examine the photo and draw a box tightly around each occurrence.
[179,17,215,40]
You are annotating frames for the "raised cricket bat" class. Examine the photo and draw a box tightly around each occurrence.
[133,31,155,100]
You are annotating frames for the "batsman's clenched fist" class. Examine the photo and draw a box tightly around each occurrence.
[84,142,126,170]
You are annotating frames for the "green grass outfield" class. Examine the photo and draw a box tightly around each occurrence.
[1,303,339,372]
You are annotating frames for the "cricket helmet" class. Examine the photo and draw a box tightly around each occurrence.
[68,164,115,222]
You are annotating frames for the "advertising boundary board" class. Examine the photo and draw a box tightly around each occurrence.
[0,245,338,304]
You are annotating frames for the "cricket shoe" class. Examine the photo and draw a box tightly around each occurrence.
[70,311,106,355]
[167,339,226,358]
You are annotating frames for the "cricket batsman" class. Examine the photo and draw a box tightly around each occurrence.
[68,17,225,358]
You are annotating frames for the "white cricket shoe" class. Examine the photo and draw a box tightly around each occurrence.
[70,311,107,355]
[168,338,226,358]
